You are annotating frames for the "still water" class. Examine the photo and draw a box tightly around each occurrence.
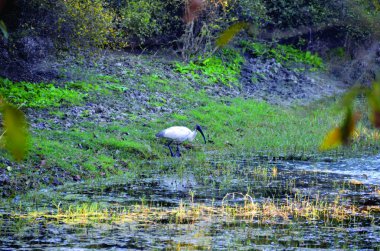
[1,156,379,250]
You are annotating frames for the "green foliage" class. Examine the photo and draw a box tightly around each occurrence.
[36,137,116,175]
[0,77,130,109]
[327,47,349,60]
[229,0,268,23]
[0,78,86,108]
[60,0,115,48]
[175,48,245,87]
[241,41,325,70]
[120,0,182,45]
[263,0,331,29]
[24,0,114,49]
[15,0,379,51]
[142,74,172,92]
[96,137,151,158]
[262,0,380,45]
[341,0,380,41]
[121,0,161,44]
[65,81,100,92]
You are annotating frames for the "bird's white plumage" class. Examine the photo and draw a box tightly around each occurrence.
[157,126,197,142]
[156,124,206,157]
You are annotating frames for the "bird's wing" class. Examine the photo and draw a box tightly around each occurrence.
[158,126,192,141]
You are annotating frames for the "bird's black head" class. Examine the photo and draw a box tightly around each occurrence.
[195,124,206,144]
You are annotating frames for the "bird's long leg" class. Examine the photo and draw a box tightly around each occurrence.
[176,144,181,157]
[167,141,175,157]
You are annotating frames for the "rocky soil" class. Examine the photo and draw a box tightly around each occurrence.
[22,49,351,132]
[240,58,347,106]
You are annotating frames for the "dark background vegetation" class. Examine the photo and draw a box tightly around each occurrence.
[0,0,379,83]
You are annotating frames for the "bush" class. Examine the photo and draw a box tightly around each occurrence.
[227,0,268,23]
[120,0,183,46]
[177,0,268,59]
[262,0,380,48]
[60,0,115,48]
[19,0,115,49]
[120,0,165,45]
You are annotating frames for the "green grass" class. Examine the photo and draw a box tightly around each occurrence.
[2,49,379,197]
[8,93,373,198]
[0,77,130,109]
[0,78,86,108]
[241,40,325,71]
[163,97,341,157]
[174,48,244,87]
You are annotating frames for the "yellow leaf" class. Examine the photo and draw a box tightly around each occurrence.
[349,179,363,185]
[320,108,360,151]
[320,127,342,151]
[1,103,29,161]
[216,22,249,48]
[340,108,359,144]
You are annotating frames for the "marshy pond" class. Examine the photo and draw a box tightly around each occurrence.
[1,155,379,250]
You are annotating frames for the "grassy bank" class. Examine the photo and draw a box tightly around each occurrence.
[1,48,379,196]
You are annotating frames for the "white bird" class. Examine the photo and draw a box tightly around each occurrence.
[156,124,206,157]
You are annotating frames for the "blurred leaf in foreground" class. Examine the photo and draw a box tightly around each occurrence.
[0,100,29,161]
[320,108,360,151]
[373,0,380,11]
[341,86,362,107]
[216,22,249,48]
[0,20,8,39]
[367,81,380,128]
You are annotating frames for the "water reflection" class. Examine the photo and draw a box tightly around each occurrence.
[0,156,379,250]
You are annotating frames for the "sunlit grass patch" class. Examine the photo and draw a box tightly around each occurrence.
[5,192,376,228]
[33,134,118,176]
[174,48,244,87]
[187,98,338,156]
[0,78,86,108]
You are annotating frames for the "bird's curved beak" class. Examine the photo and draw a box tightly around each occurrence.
[197,126,206,144]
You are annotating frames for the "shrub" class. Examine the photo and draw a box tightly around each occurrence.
[60,0,115,48]
[226,0,268,23]
[262,0,380,48]
[120,0,183,46]
[19,0,115,49]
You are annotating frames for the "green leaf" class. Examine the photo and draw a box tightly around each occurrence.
[367,81,380,128]
[1,101,29,161]
[0,20,8,39]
